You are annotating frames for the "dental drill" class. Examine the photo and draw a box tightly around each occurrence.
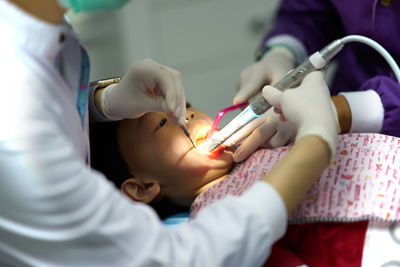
[198,35,400,153]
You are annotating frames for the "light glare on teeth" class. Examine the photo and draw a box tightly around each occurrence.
[195,127,209,146]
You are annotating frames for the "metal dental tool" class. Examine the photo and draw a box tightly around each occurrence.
[181,125,196,148]
[197,39,345,153]
[155,87,196,148]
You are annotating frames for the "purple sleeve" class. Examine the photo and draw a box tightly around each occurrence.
[359,76,400,137]
[262,0,344,54]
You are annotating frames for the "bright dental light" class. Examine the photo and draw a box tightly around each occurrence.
[194,125,223,158]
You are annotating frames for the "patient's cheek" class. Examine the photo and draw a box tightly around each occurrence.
[184,152,213,173]
[167,135,192,155]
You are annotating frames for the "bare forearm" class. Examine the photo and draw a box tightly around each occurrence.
[10,0,66,24]
[331,95,352,134]
[261,135,330,215]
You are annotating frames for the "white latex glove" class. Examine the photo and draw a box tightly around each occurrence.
[234,47,295,105]
[263,71,338,162]
[224,108,294,162]
[100,58,186,125]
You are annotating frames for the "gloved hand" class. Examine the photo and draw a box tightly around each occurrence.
[224,108,294,162]
[234,47,295,105]
[100,58,186,125]
[263,71,338,162]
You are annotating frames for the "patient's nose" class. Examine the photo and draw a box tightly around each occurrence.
[186,112,195,121]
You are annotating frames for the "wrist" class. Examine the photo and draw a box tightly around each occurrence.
[100,83,124,121]
[339,90,383,133]
[89,77,121,122]
[296,122,338,163]
[257,44,296,64]
[331,95,352,134]
[94,88,105,115]
[261,35,308,64]
[261,135,330,215]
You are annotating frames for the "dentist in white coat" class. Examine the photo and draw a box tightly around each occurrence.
[0,0,338,266]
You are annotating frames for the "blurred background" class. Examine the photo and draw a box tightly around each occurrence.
[69,0,281,125]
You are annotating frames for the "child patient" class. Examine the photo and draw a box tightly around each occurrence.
[90,102,236,217]
[90,102,400,267]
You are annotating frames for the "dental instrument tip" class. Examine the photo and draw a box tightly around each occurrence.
[197,137,222,153]
[181,126,196,148]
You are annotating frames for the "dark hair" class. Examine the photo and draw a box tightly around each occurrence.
[90,121,131,188]
[89,121,189,219]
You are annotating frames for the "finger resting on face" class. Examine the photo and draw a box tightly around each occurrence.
[223,114,268,147]
[233,122,276,162]
[267,131,288,148]
[273,107,282,114]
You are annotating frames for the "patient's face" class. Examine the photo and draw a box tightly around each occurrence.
[117,105,234,206]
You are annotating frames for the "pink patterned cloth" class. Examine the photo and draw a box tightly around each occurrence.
[190,133,400,223]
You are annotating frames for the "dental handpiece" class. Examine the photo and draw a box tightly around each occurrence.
[198,39,345,153]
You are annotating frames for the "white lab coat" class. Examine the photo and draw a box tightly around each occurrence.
[0,1,287,266]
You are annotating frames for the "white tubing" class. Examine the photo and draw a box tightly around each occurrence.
[340,35,400,85]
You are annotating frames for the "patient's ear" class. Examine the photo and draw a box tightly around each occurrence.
[121,178,161,204]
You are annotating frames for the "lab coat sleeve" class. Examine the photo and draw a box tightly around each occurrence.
[259,0,344,61]
[88,83,110,122]
[340,75,400,137]
[0,77,287,266]
[1,149,287,266]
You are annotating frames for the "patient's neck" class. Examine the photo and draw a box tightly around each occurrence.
[194,174,230,196]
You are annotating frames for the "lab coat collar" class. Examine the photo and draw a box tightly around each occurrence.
[0,1,73,64]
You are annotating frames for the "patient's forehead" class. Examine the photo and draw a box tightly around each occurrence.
[119,112,154,133]
[117,104,196,145]
[117,118,142,147]
[116,112,164,151]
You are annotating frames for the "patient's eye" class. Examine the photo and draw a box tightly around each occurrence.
[156,118,167,130]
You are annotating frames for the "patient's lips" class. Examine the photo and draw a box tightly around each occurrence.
[192,125,224,158]
[194,126,210,147]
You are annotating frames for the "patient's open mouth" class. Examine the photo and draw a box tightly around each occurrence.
[194,126,210,147]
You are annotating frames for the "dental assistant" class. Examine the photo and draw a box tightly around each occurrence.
[230,0,400,162]
[0,0,337,266]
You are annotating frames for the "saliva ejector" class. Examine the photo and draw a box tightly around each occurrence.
[197,35,400,153]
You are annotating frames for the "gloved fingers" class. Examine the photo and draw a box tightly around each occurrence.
[262,85,283,110]
[232,121,277,162]
[223,110,271,147]
[168,70,186,125]
[238,67,251,90]
[269,68,294,86]
[234,67,253,104]
[135,96,166,117]
[234,65,270,105]
[275,70,338,162]
[273,107,283,117]
[298,70,324,90]
[265,122,294,148]
[156,67,186,125]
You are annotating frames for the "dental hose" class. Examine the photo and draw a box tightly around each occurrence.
[340,35,400,83]
[198,35,400,153]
